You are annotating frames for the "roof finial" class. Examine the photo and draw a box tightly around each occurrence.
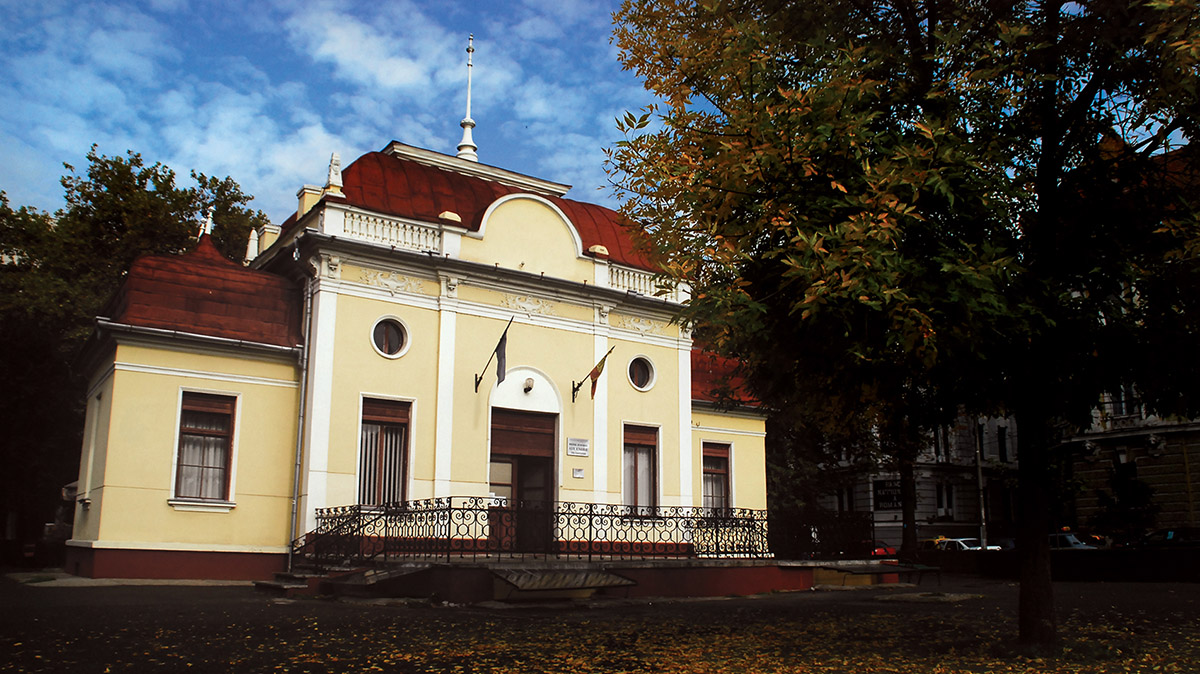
[325,152,343,193]
[200,211,213,237]
[456,34,478,162]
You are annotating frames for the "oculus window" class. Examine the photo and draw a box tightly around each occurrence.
[371,317,410,358]
[628,356,655,391]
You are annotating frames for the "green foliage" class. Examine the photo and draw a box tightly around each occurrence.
[0,148,269,543]
[608,0,1200,644]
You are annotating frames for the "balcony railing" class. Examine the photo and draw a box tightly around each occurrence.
[295,497,771,566]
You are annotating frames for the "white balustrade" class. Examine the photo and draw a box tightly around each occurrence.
[344,211,441,252]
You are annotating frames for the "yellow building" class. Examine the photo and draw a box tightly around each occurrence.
[66,140,768,581]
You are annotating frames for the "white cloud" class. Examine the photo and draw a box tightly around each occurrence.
[0,0,649,220]
[511,15,566,42]
[281,2,459,94]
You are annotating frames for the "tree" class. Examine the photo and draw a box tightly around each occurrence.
[607,0,1200,645]
[0,149,269,555]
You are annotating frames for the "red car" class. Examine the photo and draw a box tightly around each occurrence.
[868,541,897,556]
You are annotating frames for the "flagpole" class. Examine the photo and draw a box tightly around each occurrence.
[474,316,514,393]
[572,345,615,403]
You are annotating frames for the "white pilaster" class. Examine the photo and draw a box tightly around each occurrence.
[433,279,459,497]
[300,280,338,532]
[677,338,694,506]
[592,318,610,503]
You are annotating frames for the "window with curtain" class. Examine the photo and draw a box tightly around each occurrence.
[623,425,657,515]
[359,398,411,505]
[702,442,730,513]
[175,392,236,501]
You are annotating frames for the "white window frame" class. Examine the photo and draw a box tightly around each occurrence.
[167,388,241,512]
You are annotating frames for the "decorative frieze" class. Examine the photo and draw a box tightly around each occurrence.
[502,294,557,316]
[612,314,663,335]
[360,269,427,295]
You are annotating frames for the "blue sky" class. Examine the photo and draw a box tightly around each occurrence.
[0,0,656,222]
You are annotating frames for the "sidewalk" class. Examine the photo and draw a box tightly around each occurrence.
[5,569,252,588]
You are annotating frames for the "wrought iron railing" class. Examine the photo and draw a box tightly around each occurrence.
[293,497,771,566]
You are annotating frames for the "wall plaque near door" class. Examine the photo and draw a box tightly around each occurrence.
[567,437,589,457]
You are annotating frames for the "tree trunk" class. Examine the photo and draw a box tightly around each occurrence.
[1015,410,1057,646]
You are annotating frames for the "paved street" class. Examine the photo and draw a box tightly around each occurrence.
[2,571,1198,673]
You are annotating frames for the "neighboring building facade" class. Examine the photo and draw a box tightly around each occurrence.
[1068,390,1200,539]
[66,141,768,579]
[821,415,1019,547]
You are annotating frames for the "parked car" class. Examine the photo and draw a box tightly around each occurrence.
[1134,527,1200,549]
[936,538,1001,551]
[1049,532,1096,550]
[867,541,897,557]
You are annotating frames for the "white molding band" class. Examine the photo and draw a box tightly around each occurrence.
[691,425,768,438]
[167,499,236,513]
[112,362,298,389]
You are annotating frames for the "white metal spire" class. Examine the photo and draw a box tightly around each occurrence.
[456,34,478,162]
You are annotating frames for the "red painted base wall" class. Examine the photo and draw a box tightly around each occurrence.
[65,546,285,581]
[602,565,814,598]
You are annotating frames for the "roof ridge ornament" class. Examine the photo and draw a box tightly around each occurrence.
[456,34,478,162]
[325,152,343,193]
[200,211,213,237]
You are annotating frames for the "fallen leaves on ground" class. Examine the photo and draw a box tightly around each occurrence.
[4,597,1198,673]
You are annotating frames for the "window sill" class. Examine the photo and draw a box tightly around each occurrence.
[168,498,236,513]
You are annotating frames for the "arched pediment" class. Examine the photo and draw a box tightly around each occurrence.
[461,194,593,281]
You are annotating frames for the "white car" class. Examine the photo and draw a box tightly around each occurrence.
[936,537,1002,551]
[1049,533,1096,550]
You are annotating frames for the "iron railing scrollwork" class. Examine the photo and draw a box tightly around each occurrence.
[294,497,772,566]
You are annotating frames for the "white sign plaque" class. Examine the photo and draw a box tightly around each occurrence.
[566,438,589,457]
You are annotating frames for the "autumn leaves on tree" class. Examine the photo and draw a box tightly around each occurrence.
[607,0,1200,645]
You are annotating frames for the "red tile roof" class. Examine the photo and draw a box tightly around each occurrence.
[107,235,302,348]
[311,150,656,271]
[691,349,757,406]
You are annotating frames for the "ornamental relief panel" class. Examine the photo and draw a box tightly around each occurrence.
[359,269,427,296]
[612,314,665,335]
[501,294,557,316]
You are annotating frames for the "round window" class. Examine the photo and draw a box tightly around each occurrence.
[371,317,409,358]
[628,356,655,390]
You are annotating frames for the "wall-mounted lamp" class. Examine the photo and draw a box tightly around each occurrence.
[523,378,535,393]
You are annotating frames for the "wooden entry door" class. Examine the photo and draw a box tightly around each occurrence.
[489,409,555,553]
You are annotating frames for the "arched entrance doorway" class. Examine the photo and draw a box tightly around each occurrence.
[489,408,555,552]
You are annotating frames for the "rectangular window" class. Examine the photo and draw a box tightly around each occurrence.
[623,425,657,514]
[934,425,949,462]
[359,398,410,506]
[175,392,235,501]
[1112,385,1141,417]
[837,486,854,512]
[936,483,955,519]
[997,426,1009,463]
[702,443,730,512]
